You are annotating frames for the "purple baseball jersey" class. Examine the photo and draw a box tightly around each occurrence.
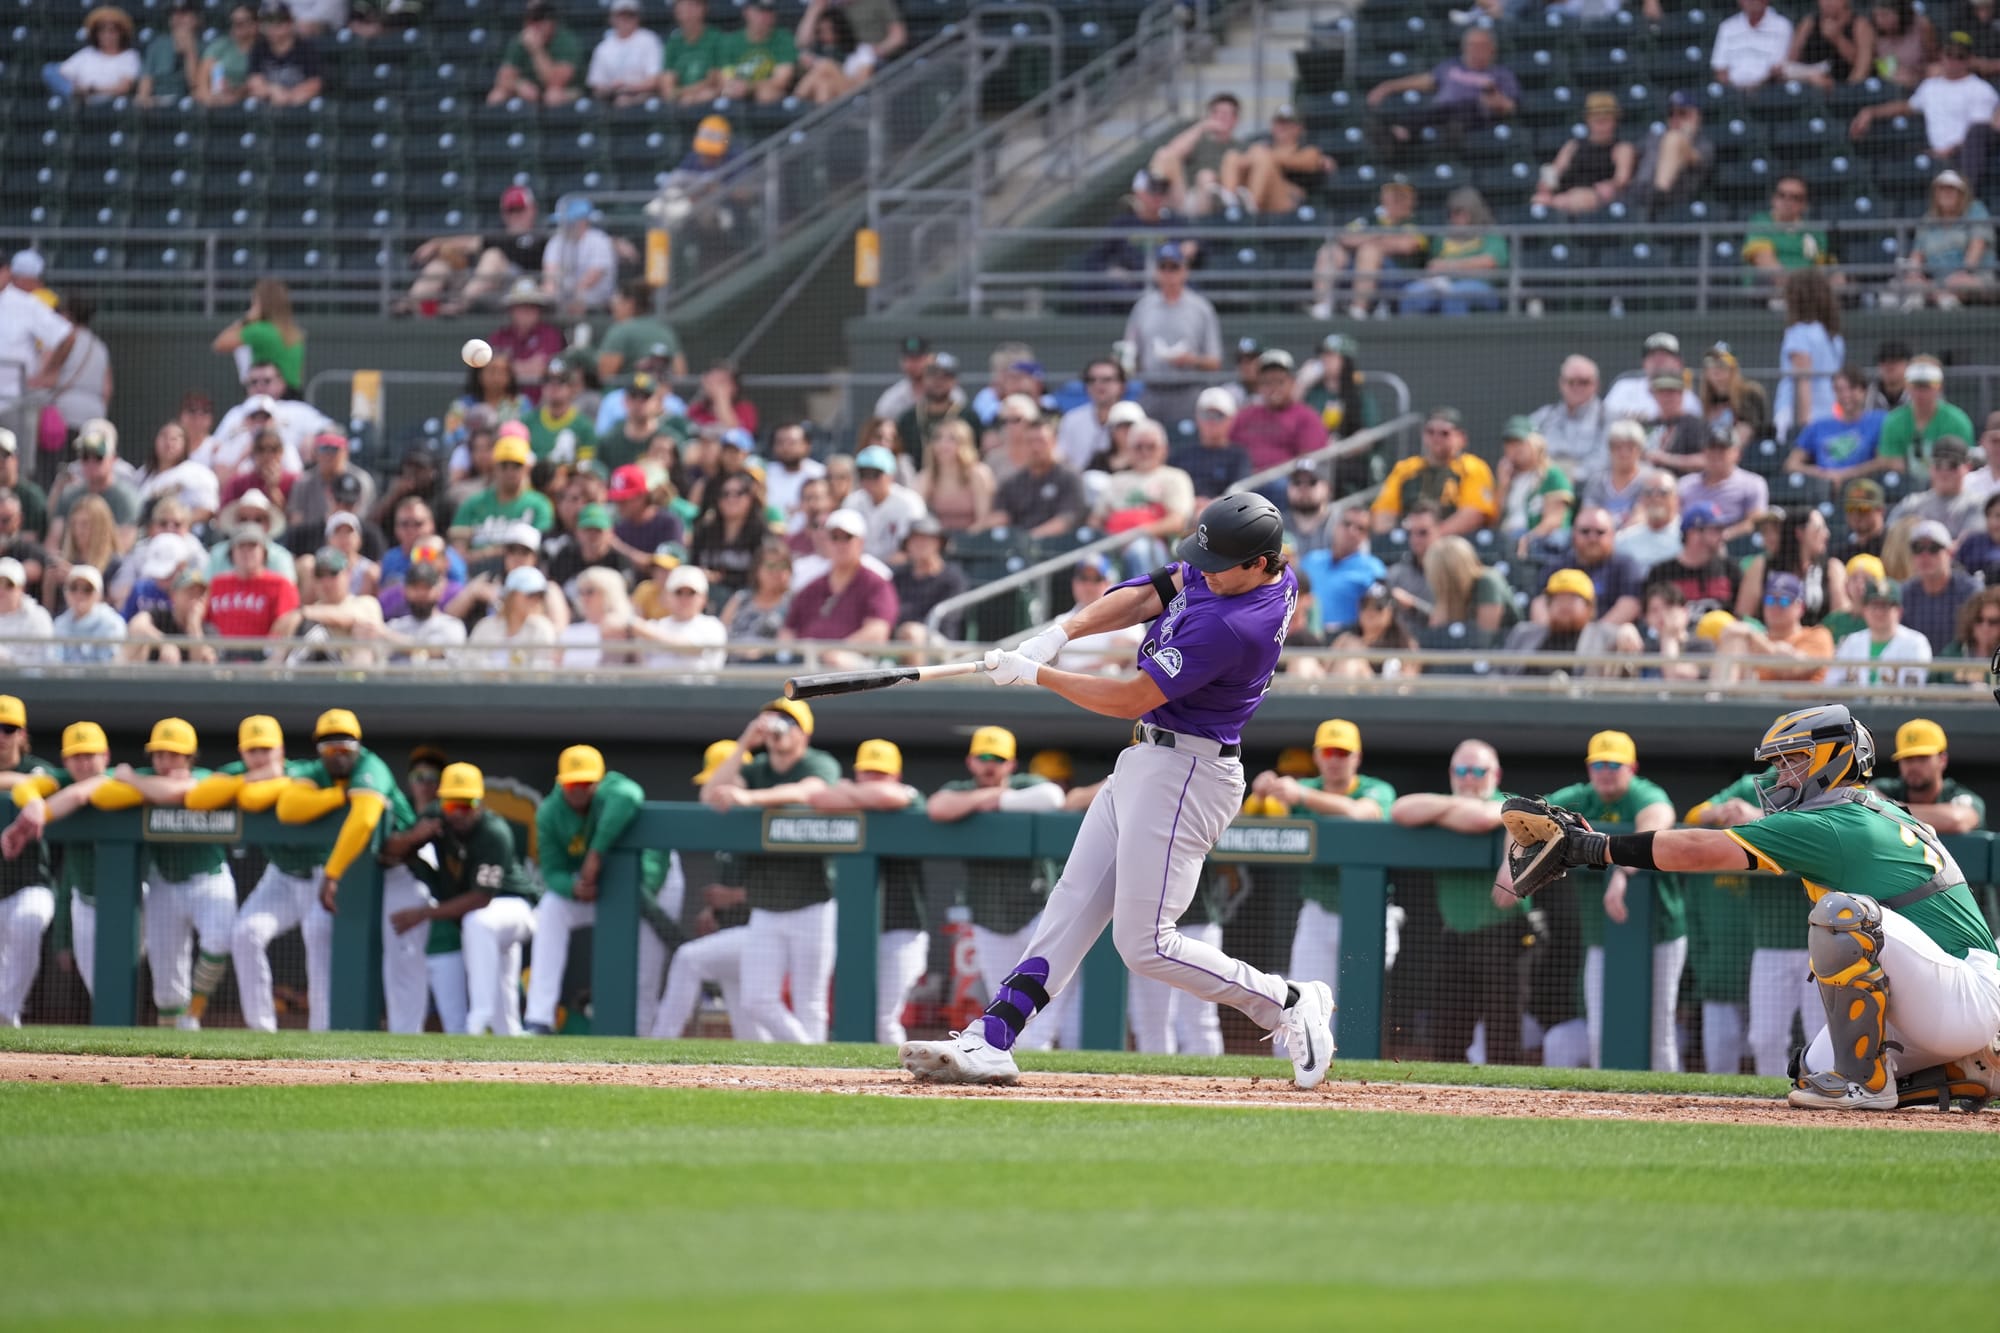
[1113,561,1298,744]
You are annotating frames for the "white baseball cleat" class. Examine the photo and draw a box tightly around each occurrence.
[1278,980,1336,1089]
[899,1024,1021,1085]
[1786,1072,1899,1111]
[175,1013,201,1031]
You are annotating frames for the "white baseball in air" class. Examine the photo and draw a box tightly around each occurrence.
[461,339,493,368]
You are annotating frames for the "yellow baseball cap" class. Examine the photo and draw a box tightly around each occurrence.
[764,697,815,735]
[1313,719,1362,754]
[1029,749,1073,782]
[493,436,533,467]
[238,714,283,750]
[1243,794,1289,817]
[0,695,24,729]
[146,717,198,756]
[437,762,486,803]
[1892,718,1948,760]
[1845,552,1885,583]
[314,708,362,742]
[61,721,108,757]
[1544,568,1597,603]
[969,725,1017,761]
[855,738,903,777]
[693,740,737,784]
[558,744,607,786]
[1585,729,1637,767]
[1276,746,1317,777]
[1695,609,1737,642]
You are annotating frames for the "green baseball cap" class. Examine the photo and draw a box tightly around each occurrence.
[577,503,614,531]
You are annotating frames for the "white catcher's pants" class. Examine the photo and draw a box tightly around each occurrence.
[427,951,469,1034]
[739,900,838,1043]
[1014,743,1289,1033]
[232,864,331,1032]
[1129,920,1224,1055]
[974,917,1080,1051]
[1799,908,2000,1080]
[523,889,673,1031]
[876,928,929,1046]
[144,870,236,1013]
[463,896,536,1035]
[651,926,771,1040]
[1286,899,1406,1007]
[0,887,55,1023]
[1748,946,1820,1078]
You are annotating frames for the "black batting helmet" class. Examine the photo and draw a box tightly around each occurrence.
[1177,493,1285,573]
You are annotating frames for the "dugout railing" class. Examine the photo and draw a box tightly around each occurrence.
[41,804,1996,1070]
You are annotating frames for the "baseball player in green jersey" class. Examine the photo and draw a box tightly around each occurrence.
[924,724,1075,1051]
[802,738,931,1044]
[1684,771,1822,1077]
[1504,704,2000,1110]
[1871,719,1985,834]
[702,699,847,1044]
[529,743,675,1036]
[0,696,61,1026]
[1529,731,1687,1073]
[80,719,237,1029]
[272,709,422,1031]
[198,714,335,1032]
[1392,740,1526,1065]
[1247,718,1399,1008]
[382,763,540,1037]
[5,722,117,1009]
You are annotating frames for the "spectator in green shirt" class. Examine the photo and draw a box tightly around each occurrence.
[596,281,689,383]
[211,279,306,391]
[1743,175,1836,294]
[490,1,583,106]
[1877,355,1976,484]
[449,433,557,554]
[138,1,204,105]
[195,4,258,107]
[722,0,799,103]
[524,358,597,464]
[661,0,732,104]
[1399,186,1508,316]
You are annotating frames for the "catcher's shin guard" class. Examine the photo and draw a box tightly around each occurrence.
[1896,1061,1997,1112]
[1804,892,1890,1095]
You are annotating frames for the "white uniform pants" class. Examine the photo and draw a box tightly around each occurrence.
[740,899,838,1043]
[974,918,1081,1051]
[144,870,236,1013]
[1286,899,1406,1007]
[1016,743,1288,1034]
[1799,908,2000,1080]
[380,866,438,1035]
[651,926,769,1040]
[71,891,96,1000]
[231,864,330,1033]
[1129,920,1225,1055]
[463,896,536,1035]
[523,889,673,1031]
[1561,937,1689,1072]
[0,887,55,1023]
[876,928,929,1046]
[1748,946,1820,1077]
[427,951,469,1034]
[1702,1001,1746,1075]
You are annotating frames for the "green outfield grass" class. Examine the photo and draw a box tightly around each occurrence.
[0,1025,1787,1096]
[3,1076,1997,1331]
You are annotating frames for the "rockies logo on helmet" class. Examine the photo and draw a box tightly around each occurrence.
[1178,494,1284,573]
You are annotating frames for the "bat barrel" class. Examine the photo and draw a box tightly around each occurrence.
[784,667,922,700]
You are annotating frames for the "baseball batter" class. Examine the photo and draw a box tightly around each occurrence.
[1504,704,2000,1110]
[901,493,1339,1088]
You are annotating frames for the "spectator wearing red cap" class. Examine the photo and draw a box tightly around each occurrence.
[285,431,376,533]
[605,464,683,564]
[404,187,551,319]
[781,509,898,669]
[208,525,302,658]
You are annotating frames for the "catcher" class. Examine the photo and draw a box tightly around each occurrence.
[1498,704,2000,1112]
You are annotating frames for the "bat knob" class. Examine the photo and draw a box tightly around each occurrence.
[782,680,800,699]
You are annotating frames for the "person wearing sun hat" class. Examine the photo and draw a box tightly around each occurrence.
[44,6,142,100]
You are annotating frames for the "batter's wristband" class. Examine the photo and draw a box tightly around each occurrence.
[1605,832,1659,871]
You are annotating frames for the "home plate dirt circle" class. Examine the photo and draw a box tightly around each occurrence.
[5,1052,1995,1131]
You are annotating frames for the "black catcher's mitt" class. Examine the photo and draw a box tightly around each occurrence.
[1499,796,1608,899]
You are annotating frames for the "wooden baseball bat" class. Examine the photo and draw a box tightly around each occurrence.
[783,660,989,701]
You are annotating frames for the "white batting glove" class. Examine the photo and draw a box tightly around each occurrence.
[984,648,1040,687]
[1016,623,1070,666]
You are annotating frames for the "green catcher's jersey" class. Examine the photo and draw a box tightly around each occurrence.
[1292,772,1397,911]
[136,766,229,881]
[1546,776,1687,945]
[1728,787,1997,961]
